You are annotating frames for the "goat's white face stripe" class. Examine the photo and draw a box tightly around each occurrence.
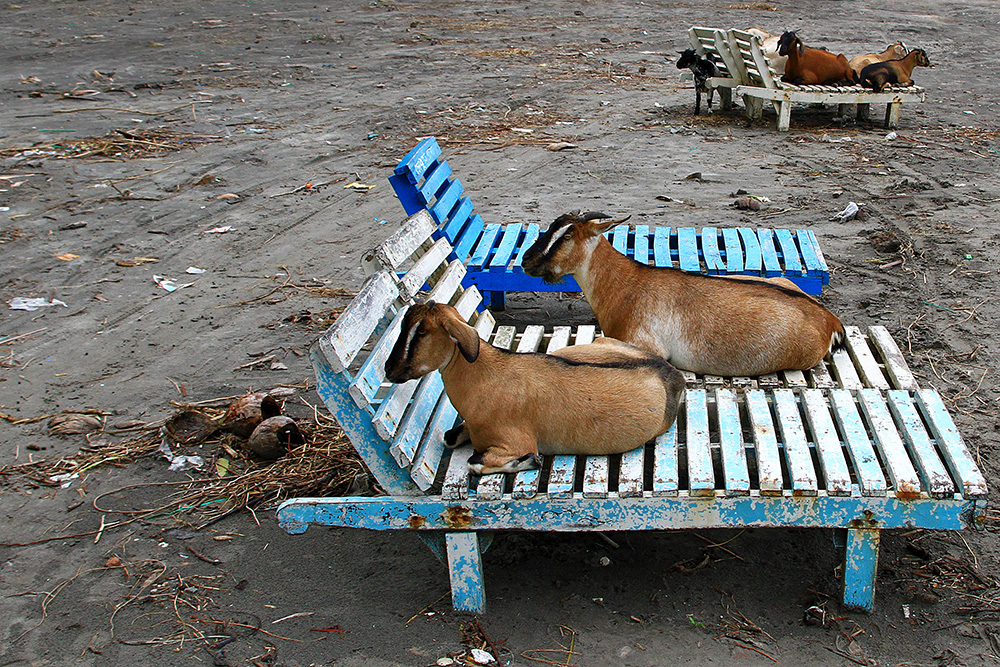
[400,320,421,361]
[541,223,571,256]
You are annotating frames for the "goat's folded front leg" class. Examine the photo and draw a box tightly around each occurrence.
[466,429,541,475]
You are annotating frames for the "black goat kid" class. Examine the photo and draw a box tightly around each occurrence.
[676,49,721,115]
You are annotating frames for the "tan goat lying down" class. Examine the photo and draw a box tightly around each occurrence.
[522,211,846,377]
[384,301,685,475]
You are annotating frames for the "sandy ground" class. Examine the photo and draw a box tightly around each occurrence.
[2,0,1000,665]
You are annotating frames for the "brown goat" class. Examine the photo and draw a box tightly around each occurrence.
[860,48,932,92]
[522,211,846,377]
[849,41,908,77]
[383,301,685,475]
[778,31,855,85]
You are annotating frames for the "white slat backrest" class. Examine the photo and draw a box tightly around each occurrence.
[362,209,437,274]
[316,271,400,375]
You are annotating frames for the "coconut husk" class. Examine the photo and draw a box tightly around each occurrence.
[48,413,103,436]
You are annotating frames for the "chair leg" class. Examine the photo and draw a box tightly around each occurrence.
[843,527,880,611]
[744,96,763,120]
[489,291,506,312]
[857,103,872,122]
[776,101,791,132]
[446,532,486,613]
[719,87,733,111]
[885,102,901,129]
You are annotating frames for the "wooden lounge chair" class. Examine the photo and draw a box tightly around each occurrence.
[277,210,987,614]
[722,29,926,132]
[389,137,831,308]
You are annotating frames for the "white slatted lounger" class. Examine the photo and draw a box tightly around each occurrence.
[278,211,987,614]
[722,28,926,131]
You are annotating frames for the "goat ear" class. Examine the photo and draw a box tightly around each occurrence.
[586,214,631,235]
[441,314,480,363]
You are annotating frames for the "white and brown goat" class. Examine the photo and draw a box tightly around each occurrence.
[849,41,908,77]
[522,211,846,377]
[383,301,685,475]
[746,28,787,75]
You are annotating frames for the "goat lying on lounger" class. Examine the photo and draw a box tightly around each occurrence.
[384,301,685,475]
[849,41,908,78]
[522,211,846,377]
[778,31,855,85]
[860,48,932,92]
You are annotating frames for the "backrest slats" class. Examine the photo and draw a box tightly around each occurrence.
[316,271,399,374]
[737,228,762,273]
[393,136,442,180]
[452,214,486,264]
[419,161,454,206]
[426,260,468,306]
[721,228,744,273]
[867,326,918,391]
[362,210,436,274]
[774,229,804,275]
[399,237,453,301]
[411,393,459,491]
[389,373,446,467]
[844,326,891,390]
[440,196,475,243]
[348,307,407,408]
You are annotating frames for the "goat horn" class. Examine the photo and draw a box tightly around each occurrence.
[581,211,612,221]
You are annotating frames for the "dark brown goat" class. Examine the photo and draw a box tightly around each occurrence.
[777,31,855,85]
[859,48,932,92]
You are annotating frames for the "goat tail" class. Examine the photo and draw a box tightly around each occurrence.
[829,327,847,354]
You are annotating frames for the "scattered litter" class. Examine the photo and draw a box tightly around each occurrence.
[186,266,207,274]
[510,127,534,134]
[470,649,494,665]
[831,201,860,223]
[55,252,78,261]
[58,222,87,231]
[655,195,684,203]
[963,110,976,115]
[216,193,239,200]
[202,225,234,234]
[49,472,80,489]
[158,439,205,472]
[244,127,268,133]
[0,206,9,212]
[902,603,911,618]
[599,556,612,566]
[153,275,193,292]
[9,297,68,311]
[884,131,898,141]
[375,217,388,225]
[436,659,455,667]
[545,141,577,151]
[344,182,375,191]
[820,134,853,143]
[117,256,159,267]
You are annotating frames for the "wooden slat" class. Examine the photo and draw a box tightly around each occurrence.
[886,391,955,498]
[653,226,673,268]
[363,210,436,273]
[511,224,540,268]
[348,306,407,408]
[488,223,523,271]
[916,389,987,498]
[782,369,808,387]
[746,390,784,495]
[652,424,679,496]
[634,225,650,265]
[575,325,596,345]
[468,223,502,271]
[547,455,578,498]
[443,446,474,500]
[685,389,715,496]
[546,326,572,353]
[801,389,852,495]
[830,390,887,497]
[795,229,824,276]
[386,373,444,464]
[738,228,762,274]
[867,326,917,390]
[757,228,781,276]
[399,237,452,300]
[845,326,890,389]
[829,346,863,389]
[452,214,485,265]
[611,224,629,255]
[772,389,818,496]
[808,361,837,388]
[702,227,724,274]
[492,325,517,350]
[425,260,468,306]
[439,196,474,243]
[583,456,610,498]
[430,176,464,223]
[474,473,505,500]
[619,446,645,498]
[774,228,803,274]
[678,227,700,272]
[373,378,419,441]
[857,389,921,497]
[410,392,458,490]
[516,325,545,353]
[318,271,398,373]
[512,468,541,499]
[716,388,750,496]
[721,227,744,273]
[453,285,484,319]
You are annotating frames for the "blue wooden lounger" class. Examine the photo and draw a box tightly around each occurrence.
[389,137,830,308]
[278,210,987,614]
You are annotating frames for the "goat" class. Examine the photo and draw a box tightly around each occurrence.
[859,48,932,92]
[849,41,908,77]
[676,49,721,115]
[521,211,846,377]
[746,28,787,75]
[777,31,855,85]
[383,301,685,476]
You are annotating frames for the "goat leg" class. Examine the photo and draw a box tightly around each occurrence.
[468,449,541,476]
[695,88,702,115]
